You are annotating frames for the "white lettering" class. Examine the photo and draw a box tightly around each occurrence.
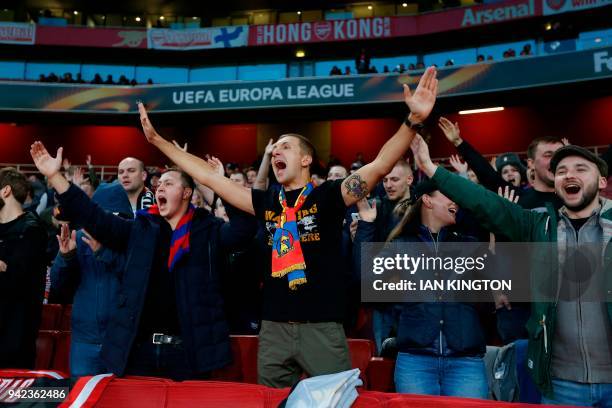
[334,20,345,39]
[594,51,612,73]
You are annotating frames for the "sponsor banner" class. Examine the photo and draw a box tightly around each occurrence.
[417,0,539,34]
[0,46,609,113]
[248,0,540,46]
[0,22,35,45]
[36,26,147,48]
[148,26,248,50]
[248,17,399,46]
[543,0,612,14]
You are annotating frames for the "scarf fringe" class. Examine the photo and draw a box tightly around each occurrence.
[289,277,308,290]
[271,263,307,278]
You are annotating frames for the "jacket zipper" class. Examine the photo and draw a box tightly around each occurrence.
[427,228,443,355]
[541,314,547,354]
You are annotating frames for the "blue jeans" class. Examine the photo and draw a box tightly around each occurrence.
[541,379,612,407]
[372,305,402,355]
[70,341,107,377]
[394,352,488,399]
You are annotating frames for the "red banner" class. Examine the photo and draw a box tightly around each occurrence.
[36,26,147,49]
[248,17,402,46]
[248,0,540,46]
[417,0,539,35]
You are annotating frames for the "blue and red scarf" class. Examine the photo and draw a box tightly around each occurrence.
[272,183,314,290]
[138,204,195,272]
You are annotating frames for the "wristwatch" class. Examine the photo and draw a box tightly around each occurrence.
[404,114,425,133]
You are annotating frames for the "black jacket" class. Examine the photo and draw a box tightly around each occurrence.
[0,212,47,368]
[57,184,257,375]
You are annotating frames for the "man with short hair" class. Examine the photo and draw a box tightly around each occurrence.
[412,138,612,407]
[137,66,439,387]
[30,144,257,380]
[229,172,247,187]
[327,165,348,181]
[0,167,47,368]
[118,157,155,214]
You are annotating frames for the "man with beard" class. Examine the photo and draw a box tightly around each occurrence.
[30,143,257,380]
[412,138,611,407]
[137,66,439,387]
[118,157,155,214]
[0,168,47,368]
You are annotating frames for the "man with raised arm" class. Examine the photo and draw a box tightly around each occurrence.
[410,135,611,407]
[137,66,439,388]
[30,143,257,380]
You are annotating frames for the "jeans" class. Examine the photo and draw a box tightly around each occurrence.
[70,341,107,377]
[394,352,488,399]
[372,305,402,355]
[541,379,612,407]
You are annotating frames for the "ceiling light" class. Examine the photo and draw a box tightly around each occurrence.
[192,16,198,20]
[297,11,302,15]
[73,10,78,15]
[296,50,305,58]
[159,15,164,20]
[544,22,552,31]
[594,37,602,43]
[402,2,408,6]
[135,16,141,22]
[459,107,504,115]
[367,5,373,10]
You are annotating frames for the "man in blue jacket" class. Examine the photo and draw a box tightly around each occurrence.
[32,142,257,380]
[50,182,132,377]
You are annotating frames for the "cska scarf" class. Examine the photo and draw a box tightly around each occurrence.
[271,183,314,290]
[138,204,195,272]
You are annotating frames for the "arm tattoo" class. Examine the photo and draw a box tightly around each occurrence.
[343,173,369,200]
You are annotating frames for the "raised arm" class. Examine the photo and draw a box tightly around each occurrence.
[253,139,274,190]
[138,103,255,215]
[411,136,538,242]
[341,67,438,206]
[30,142,132,251]
[439,117,514,193]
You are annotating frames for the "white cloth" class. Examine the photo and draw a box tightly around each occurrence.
[285,368,363,408]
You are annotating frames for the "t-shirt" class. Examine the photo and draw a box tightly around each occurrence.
[136,219,181,340]
[517,188,562,212]
[252,180,348,322]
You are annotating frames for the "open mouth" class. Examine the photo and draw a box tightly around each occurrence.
[274,160,287,170]
[158,196,167,206]
[564,184,581,195]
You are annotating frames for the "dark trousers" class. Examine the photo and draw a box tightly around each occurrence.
[124,342,209,381]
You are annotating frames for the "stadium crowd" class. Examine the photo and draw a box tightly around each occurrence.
[1,66,611,406]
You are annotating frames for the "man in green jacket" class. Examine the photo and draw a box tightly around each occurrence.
[411,135,611,407]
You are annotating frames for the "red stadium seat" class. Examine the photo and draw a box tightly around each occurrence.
[59,304,72,331]
[211,335,259,383]
[35,330,58,370]
[52,331,71,376]
[347,338,375,389]
[366,357,396,392]
[40,304,62,330]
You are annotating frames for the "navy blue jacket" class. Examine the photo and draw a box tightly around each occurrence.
[56,184,257,375]
[50,232,123,344]
[356,220,488,357]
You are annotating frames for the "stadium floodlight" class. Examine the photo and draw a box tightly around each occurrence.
[402,3,408,7]
[159,16,165,20]
[297,11,302,15]
[459,107,504,115]
[296,50,306,58]
[368,5,373,10]
[135,16,141,22]
[73,10,78,15]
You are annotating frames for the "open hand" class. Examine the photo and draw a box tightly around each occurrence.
[207,156,225,176]
[438,117,463,146]
[81,230,101,253]
[404,66,438,124]
[497,186,519,204]
[57,224,77,254]
[410,135,436,177]
[30,142,63,179]
[449,154,467,173]
[137,102,162,144]
[264,139,274,156]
